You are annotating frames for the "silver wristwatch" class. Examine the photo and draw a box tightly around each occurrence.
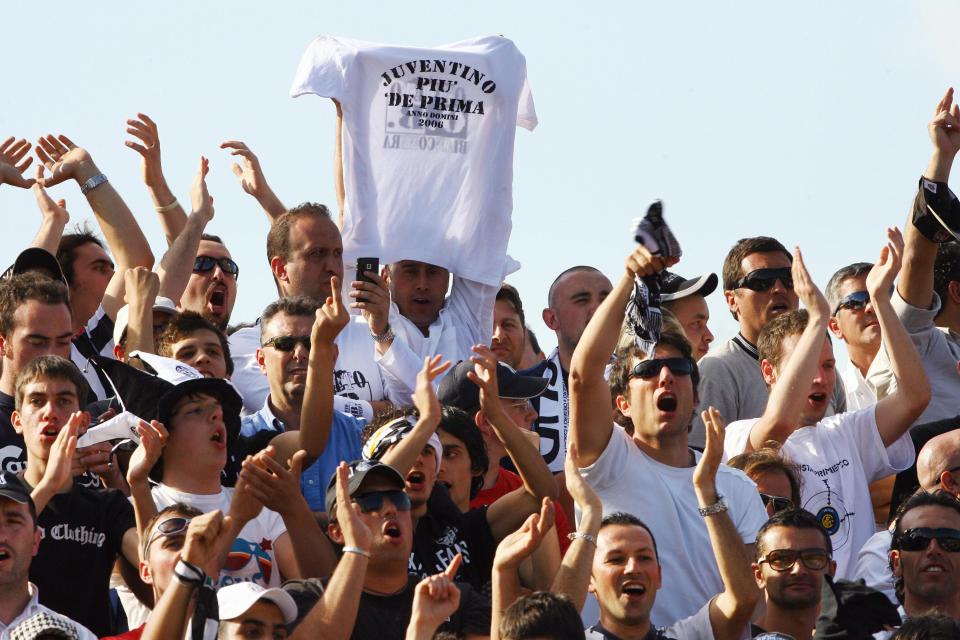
[371,324,395,343]
[80,173,109,195]
[698,495,728,517]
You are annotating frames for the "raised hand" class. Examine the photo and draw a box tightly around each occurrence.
[239,447,308,517]
[412,355,452,424]
[564,443,601,515]
[409,555,463,637]
[34,134,97,188]
[350,269,391,336]
[929,87,960,158]
[31,166,70,225]
[791,247,830,320]
[0,137,35,188]
[126,420,168,486]
[334,461,372,552]
[312,276,350,345]
[123,266,160,307]
[229,472,265,524]
[125,114,165,188]
[692,406,725,499]
[220,141,271,200]
[466,344,505,419]
[181,509,227,570]
[493,497,555,570]
[624,243,677,279]
[44,414,80,489]
[866,227,904,306]
[189,156,214,222]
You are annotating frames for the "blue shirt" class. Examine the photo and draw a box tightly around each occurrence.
[240,397,365,511]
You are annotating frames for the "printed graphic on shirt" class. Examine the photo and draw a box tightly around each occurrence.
[38,524,108,548]
[0,444,26,474]
[219,536,275,588]
[409,524,473,579]
[381,59,498,155]
[801,472,855,554]
[333,368,374,402]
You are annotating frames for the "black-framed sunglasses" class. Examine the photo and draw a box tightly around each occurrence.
[759,493,793,513]
[734,267,793,292]
[145,516,191,557]
[630,357,694,379]
[261,335,311,352]
[758,548,831,572]
[352,489,411,514]
[833,290,870,316]
[193,255,240,278]
[896,527,960,553]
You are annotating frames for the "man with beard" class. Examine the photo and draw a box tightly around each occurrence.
[723,235,930,577]
[692,236,845,448]
[752,508,837,639]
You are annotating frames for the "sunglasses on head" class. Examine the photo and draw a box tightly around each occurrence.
[261,335,311,352]
[734,267,793,292]
[145,516,191,557]
[759,493,793,513]
[896,527,960,553]
[193,255,239,278]
[758,548,831,572]
[630,357,693,379]
[352,489,411,514]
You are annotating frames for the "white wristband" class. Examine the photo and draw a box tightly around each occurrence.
[342,545,371,558]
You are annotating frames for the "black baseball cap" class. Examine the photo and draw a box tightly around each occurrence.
[659,270,718,302]
[157,378,242,437]
[1,248,68,285]
[324,459,405,515]
[437,360,548,414]
[0,471,34,508]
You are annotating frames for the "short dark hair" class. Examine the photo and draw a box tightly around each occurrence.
[56,224,106,286]
[266,203,332,266]
[200,233,225,245]
[156,311,233,376]
[890,490,960,604]
[526,326,543,357]
[141,502,203,559]
[499,591,585,640]
[496,284,526,327]
[600,512,660,563]
[755,508,833,560]
[727,445,803,507]
[891,613,960,639]
[14,355,88,411]
[0,272,71,337]
[438,406,489,500]
[260,296,321,343]
[608,329,700,403]
[722,236,792,319]
[825,262,873,314]
[933,244,960,318]
[547,265,603,308]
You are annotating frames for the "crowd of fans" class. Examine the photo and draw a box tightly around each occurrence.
[5,81,960,640]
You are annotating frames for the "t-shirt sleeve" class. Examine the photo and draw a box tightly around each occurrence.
[516,76,537,131]
[289,35,351,100]
[722,468,768,545]
[664,597,718,639]
[823,407,914,484]
[892,289,939,345]
[579,426,629,492]
[447,274,500,347]
[722,419,755,462]
[107,490,137,552]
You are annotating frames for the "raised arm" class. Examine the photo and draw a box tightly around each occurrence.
[870,228,931,445]
[125,114,187,244]
[698,407,760,640]
[220,141,286,223]
[901,88,960,309]
[126,420,169,538]
[157,156,214,304]
[29,167,69,254]
[291,462,372,640]
[569,245,674,465]
[334,100,345,225]
[406,556,464,640]
[0,137,35,188]
[122,267,161,359]
[748,248,830,451]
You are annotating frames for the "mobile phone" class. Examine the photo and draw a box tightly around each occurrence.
[356,257,379,283]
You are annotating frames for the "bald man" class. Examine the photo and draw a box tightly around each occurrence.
[854,429,960,603]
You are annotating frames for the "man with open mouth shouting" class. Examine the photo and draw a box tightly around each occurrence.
[723,232,931,579]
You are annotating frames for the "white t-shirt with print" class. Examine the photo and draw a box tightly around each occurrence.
[723,407,914,578]
[579,425,768,628]
[151,484,287,589]
[289,34,536,288]
[229,315,399,418]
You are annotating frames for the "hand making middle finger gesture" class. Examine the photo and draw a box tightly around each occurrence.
[312,276,350,346]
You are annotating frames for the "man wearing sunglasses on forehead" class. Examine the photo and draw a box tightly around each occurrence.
[692,236,847,449]
[751,508,837,639]
[887,490,960,631]
[723,233,931,579]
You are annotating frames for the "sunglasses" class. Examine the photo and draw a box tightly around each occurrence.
[760,493,793,513]
[261,335,311,352]
[193,255,240,278]
[758,548,831,572]
[897,527,960,553]
[630,357,694,379]
[352,489,411,514]
[734,267,793,292]
[145,516,191,557]
[833,290,869,316]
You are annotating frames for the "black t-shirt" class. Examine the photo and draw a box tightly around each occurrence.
[290,575,490,640]
[410,484,497,593]
[27,479,136,636]
[0,391,27,474]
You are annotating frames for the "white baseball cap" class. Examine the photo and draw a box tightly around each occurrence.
[217,582,297,625]
[113,296,179,346]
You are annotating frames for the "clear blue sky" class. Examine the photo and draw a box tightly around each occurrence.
[3,1,959,365]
